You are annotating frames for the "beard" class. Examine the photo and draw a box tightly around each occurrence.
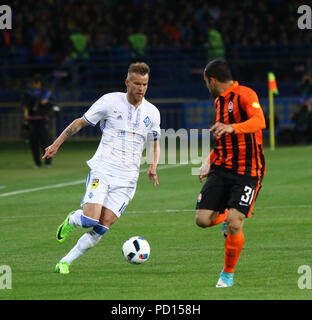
[209,87,219,99]
[128,90,144,105]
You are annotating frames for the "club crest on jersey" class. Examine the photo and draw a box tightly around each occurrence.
[252,102,260,109]
[197,193,202,203]
[143,116,151,127]
[91,179,99,189]
[228,101,234,112]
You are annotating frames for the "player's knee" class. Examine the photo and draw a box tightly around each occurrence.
[227,224,241,235]
[99,208,118,227]
[196,216,207,228]
[195,210,212,228]
[227,218,243,235]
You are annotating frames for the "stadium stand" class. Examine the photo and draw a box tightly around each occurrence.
[1,0,312,142]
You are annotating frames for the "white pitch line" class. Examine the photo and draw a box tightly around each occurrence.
[0,205,311,220]
[127,205,312,212]
[255,204,312,209]
[0,180,85,198]
[1,165,311,212]
[0,164,185,198]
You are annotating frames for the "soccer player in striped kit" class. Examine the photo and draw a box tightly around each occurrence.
[196,60,266,287]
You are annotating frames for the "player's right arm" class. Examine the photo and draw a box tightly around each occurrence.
[42,117,89,159]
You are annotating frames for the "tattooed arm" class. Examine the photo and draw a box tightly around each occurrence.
[42,117,89,159]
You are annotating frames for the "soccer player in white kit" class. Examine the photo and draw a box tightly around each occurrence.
[42,62,161,274]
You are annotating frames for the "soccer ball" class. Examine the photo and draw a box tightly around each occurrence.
[122,236,150,264]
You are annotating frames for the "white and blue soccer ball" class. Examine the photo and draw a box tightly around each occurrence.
[122,236,150,264]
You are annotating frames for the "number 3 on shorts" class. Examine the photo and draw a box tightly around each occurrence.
[240,186,255,205]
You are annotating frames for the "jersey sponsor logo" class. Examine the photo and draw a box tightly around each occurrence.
[118,130,126,137]
[197,193,202,203]
[251,102,260,109]
[91,179,99,189]
[127,128,136,136]
[143,116,151,127]
[228,101,234,112]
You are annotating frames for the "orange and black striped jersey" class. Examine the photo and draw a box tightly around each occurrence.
[209,81,266,178]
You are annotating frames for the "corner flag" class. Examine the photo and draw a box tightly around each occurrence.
[268,72,278,150]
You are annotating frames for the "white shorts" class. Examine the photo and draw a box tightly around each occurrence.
[81,171,136,218]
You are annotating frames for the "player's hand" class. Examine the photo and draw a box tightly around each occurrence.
[42,144,58,159]
[198,162,210,183]
[147,165,159,187]
[210,122,234,137]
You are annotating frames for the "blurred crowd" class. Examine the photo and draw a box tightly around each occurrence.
[1,0,311,65]
[292,73,312,144]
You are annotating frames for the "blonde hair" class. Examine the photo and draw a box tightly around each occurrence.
[127,62,150,77]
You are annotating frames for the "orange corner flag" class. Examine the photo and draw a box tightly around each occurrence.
[268,72,278,95]
[268,72,277,150]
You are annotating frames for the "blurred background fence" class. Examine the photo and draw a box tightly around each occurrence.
[1,44,311,142]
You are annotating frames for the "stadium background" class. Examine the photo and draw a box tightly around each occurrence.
[1,0,312,143]
[1,0,312,303]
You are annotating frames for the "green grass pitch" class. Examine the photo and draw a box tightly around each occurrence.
[0,141,312,300]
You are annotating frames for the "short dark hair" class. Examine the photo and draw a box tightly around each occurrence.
[32,73,43,83]
[204,60,232,82]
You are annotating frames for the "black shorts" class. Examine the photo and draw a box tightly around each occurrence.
[196,166,262,217]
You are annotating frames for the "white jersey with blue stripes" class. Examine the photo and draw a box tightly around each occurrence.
[83,92,161,186]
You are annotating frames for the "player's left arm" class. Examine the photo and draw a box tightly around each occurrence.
[231,89,266,134]
[211,89,266,136]
[147,139,160,187]
[147,110,161,187]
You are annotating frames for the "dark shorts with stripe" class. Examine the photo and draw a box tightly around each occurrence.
[196,165,262,217]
